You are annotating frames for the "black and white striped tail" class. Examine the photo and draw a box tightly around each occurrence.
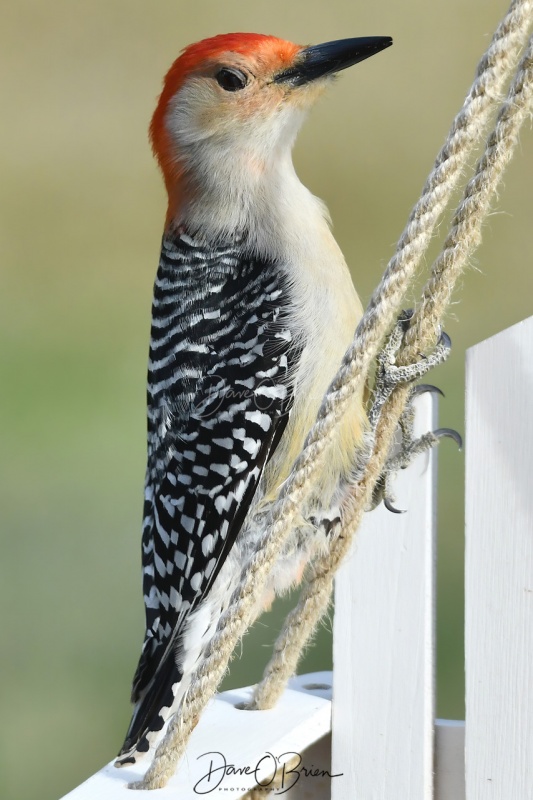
[116,654,182,765]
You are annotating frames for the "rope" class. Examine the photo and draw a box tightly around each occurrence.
[251,27,533,713]
[131,1,533,788]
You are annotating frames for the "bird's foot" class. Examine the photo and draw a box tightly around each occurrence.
[369,383,462,511]
[362,310,461,511]
[367,309,451,428]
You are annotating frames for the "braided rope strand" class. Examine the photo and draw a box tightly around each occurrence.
[247,0,533,716]
[132,2,532,788]
[251,30,533,713]
[244,0,533,604]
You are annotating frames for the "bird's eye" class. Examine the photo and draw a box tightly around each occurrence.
[215,68,248,92]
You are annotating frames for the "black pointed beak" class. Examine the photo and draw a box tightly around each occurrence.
[274,36,392,86]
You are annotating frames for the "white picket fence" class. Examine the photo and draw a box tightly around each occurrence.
[63,316,533,799]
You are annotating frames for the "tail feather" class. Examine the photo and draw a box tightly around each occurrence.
[130,634,158,705]
[116,651,183,766]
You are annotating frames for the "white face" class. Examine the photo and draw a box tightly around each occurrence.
[156,45,332,250]
[164,52,327,172]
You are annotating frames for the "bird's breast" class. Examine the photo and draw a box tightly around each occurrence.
[261,214,366,506]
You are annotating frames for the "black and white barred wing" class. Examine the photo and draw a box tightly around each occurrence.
[118,233,296,760]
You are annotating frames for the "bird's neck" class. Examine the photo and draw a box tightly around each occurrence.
[166,147,330,264]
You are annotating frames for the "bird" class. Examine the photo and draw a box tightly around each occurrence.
[116,31,392,766]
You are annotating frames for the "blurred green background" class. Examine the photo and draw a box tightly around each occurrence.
[1,1,531,798]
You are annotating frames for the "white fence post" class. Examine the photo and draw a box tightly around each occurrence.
[465,316,533,799]
[332,393,437,800]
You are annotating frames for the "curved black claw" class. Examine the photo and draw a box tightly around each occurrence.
[434,427,463,450]
[438,330,452,350]
[384,497,406,514]
[412,383,445,398]
[398,308,414,325]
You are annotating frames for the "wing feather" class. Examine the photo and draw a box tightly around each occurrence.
[119,230,297,757]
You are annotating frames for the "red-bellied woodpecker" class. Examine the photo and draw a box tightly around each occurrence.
[116,32,393,766]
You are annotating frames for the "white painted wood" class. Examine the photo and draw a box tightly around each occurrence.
[332,394,438,800]
[435,720,465,800]
[465,316,533,799]
[266,733,333,800]
[60,672,333,799]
